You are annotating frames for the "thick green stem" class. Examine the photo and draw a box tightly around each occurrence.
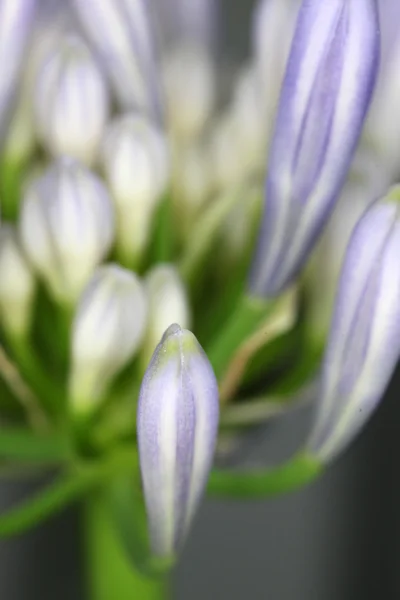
[85,491,168,600]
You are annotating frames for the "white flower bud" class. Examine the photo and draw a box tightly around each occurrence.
[3,3,74,163]
[101,113,169,266]
[162,44,215,141]
[0,225,35,338]
[141,264,191,367]
[34,34,110,165]
[19,157,115,304]
[3,78,35,165]
[70,264,147,414]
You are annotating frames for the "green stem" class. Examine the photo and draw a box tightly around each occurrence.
[0,157,25,220]
[6,333,62,415]
[178,185,246,286]
[85,491,168,600]
[0,429,71,463]
[206,294,273,379]
[207,452,322,498]
[0,448,136,538]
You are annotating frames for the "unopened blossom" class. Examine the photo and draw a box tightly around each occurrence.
[101,113,169,266]
[0,225,35,338]
[138,324,219,558]
[34,34,110,166]
[19,157,115,304]
[308,189,400,462]
[250,0,380,297]
[141,265,191,366]
[70,264,147,414]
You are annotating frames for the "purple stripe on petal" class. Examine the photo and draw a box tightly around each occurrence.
[308,191,400,462]
[249,0,380,297]
[72,0,163,121]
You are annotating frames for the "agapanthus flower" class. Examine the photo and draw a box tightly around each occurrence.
[0,0,397,593]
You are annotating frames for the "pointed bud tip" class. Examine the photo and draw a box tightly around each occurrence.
[161,323,183,342]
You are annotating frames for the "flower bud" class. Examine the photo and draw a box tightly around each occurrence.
[0,225,35,338]
[249,0,380,297]
[308,188,400,462]
[72,0,161,119]
[162,44,215,141]
[141,265,191,367]
[138,324,219,558]
[0,0,37,145]
[19,157,115,304]
[34,34,110,166]
[101,114,169,266]
[3,2,74,164]
[70,264,147,413]
[3,77,35,167]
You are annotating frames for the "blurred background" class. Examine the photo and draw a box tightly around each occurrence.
[0,0,399,598]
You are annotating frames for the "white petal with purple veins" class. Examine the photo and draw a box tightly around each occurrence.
[250,0,380,297]
[20,157,115,303]
[34,34,110,166]
[308,189,400,461]
[138,324,219,558]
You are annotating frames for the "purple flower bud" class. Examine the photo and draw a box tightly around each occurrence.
[72,0,162,120]
[308,188,400,462]
[250,0,380,297]
[0,0,37,144]
[137,324,219,558]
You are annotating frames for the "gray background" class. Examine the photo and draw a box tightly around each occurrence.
[1,0,399,598]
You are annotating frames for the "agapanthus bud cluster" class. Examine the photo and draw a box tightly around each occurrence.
[0,0,398,576]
